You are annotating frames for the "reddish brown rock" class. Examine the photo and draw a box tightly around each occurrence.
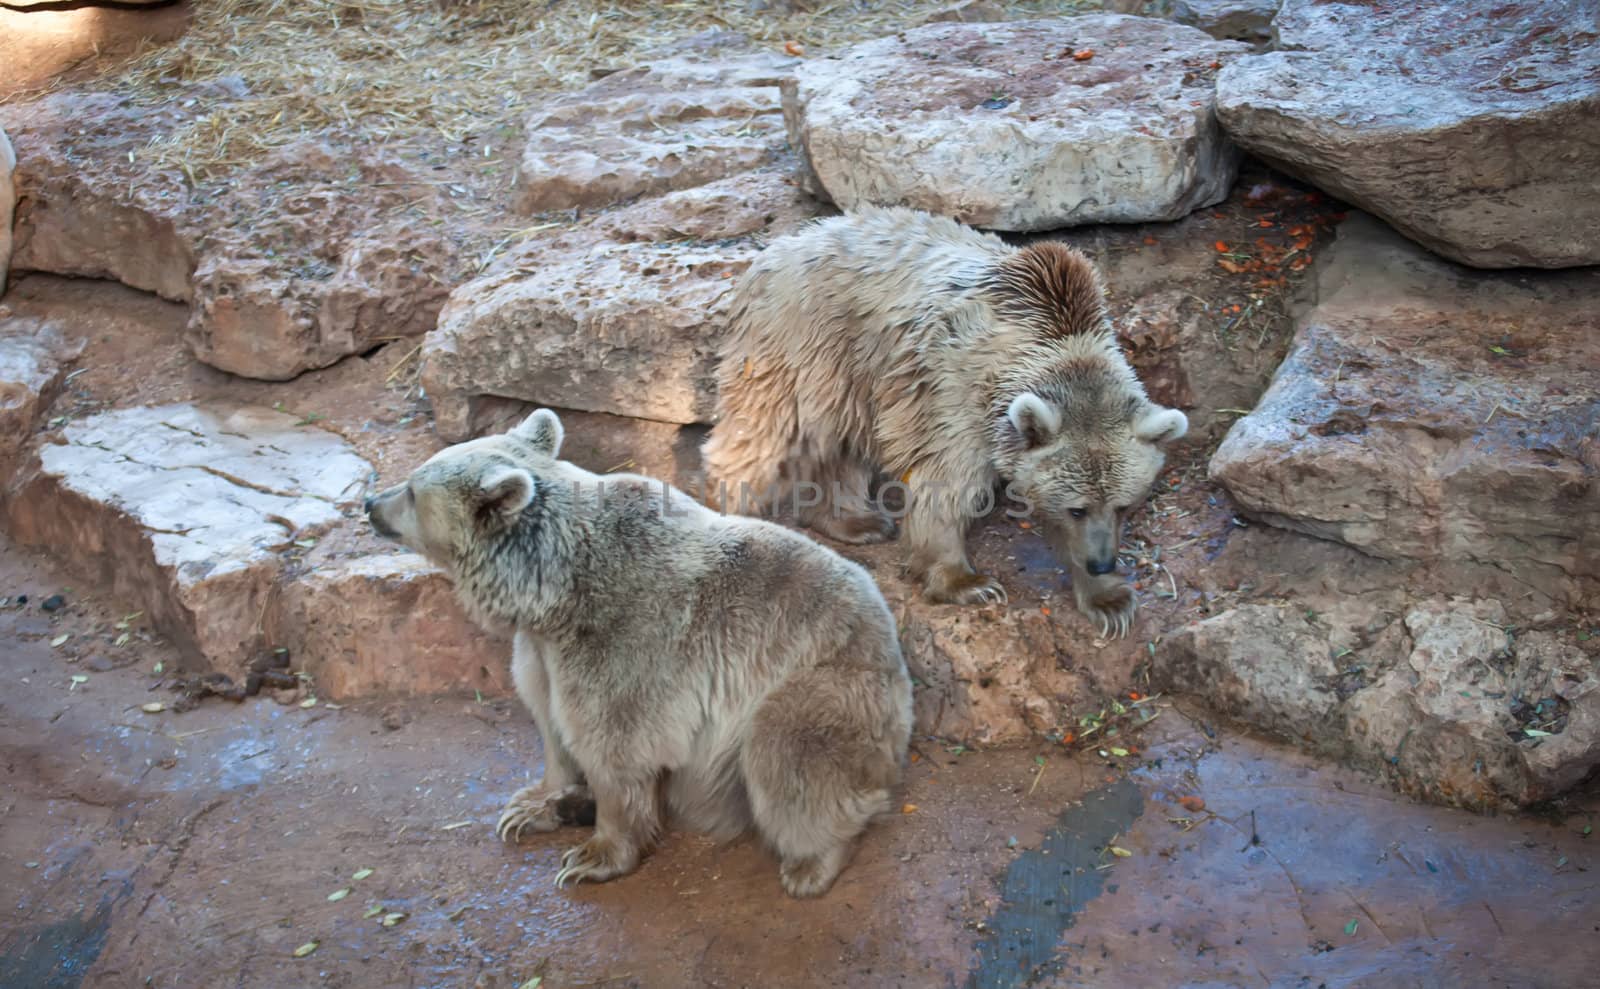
[1211,214,1600,606]
[269,553,509,701]
[0,93,454,380]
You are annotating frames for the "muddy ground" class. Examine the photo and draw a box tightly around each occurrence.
[2,534,1596,989]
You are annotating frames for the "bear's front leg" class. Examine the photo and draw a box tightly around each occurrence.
[1071,562,1136,639]
[496,781,596,841]
[903,493,1005,606]
[554,773,662,888]
[500,630,597,841]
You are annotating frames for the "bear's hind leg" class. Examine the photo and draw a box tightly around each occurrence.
[741,667,902,898]
[799,457,896,545]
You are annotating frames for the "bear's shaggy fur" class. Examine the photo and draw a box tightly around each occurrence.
[701,206,1187,637]
[365,410,912,898]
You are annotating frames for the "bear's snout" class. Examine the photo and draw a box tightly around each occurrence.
[365,494,399,539]
[1086,557,1117,576]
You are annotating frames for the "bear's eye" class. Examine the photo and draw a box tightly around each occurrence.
[1069,508,1087,520]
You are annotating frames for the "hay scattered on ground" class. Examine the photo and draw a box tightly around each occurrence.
[108,0,1093,179]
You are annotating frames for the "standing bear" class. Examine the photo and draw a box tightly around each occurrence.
[365,409,912,898]
[701,206,1187,638]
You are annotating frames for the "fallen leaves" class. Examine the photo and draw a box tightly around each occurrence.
[380,912,407,927]
[293,942,319,958]
[1178,795,1206,813]
[328,888,351,902]
[1108,845,1133,858]
[352,867,375,881]
[141,702,166,714]
[901,803,919,814]
[68,674,88,690]
[50,633,70,648]
[1344,919,1359,936]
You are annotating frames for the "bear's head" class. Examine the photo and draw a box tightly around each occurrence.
[995,381,1186,581]
[364,408,565,570]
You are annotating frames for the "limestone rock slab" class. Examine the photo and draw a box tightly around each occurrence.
[1210,214,1600,606]
[3,403,371,673]
[1,126,14,295]
[782,16,1248,230]
[424,171,819,439]
[1216,0,1600,267]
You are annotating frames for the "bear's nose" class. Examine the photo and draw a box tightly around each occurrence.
[1086,557,1117,576]
[363,495,375,513]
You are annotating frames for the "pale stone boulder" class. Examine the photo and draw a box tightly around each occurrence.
[782,16,1248,230]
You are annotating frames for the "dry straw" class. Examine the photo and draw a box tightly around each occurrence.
[105,0,1091,179]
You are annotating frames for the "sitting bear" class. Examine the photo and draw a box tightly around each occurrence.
[365,409,912,897]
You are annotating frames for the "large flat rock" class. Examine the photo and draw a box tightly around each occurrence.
[1210,214,1600,606]
[3,403,371,673]
[514,45,798,215]
[423,170,820,438]
[0,92,454,379]
[1216,0,1600,268]
[782,16,1248,230]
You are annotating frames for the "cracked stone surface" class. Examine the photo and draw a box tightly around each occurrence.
[2,403,371,673]
[514,40,799,214]
[782,16,1248,230]
[0,317,79,478]
[1211,213,1600,606]
[1216,0,1600,267]
[1161,596,1600,809]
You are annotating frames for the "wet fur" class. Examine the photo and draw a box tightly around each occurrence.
[701,206,1186,637]
[366,410,912,898]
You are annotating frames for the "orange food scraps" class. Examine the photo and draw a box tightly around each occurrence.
[1072,48,1095,61]
[1214,240,1230,252]
[784,40,805,56]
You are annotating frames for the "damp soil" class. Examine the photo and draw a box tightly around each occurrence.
[2,536,1595,989]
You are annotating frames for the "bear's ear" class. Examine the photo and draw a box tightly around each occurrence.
[511,408,564,457]
[1133,406,1188,446]
[1007,392,1060,450]
[478,466,535,518]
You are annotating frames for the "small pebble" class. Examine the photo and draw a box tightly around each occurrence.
[16,594,27,605]
[40,594,66,612]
